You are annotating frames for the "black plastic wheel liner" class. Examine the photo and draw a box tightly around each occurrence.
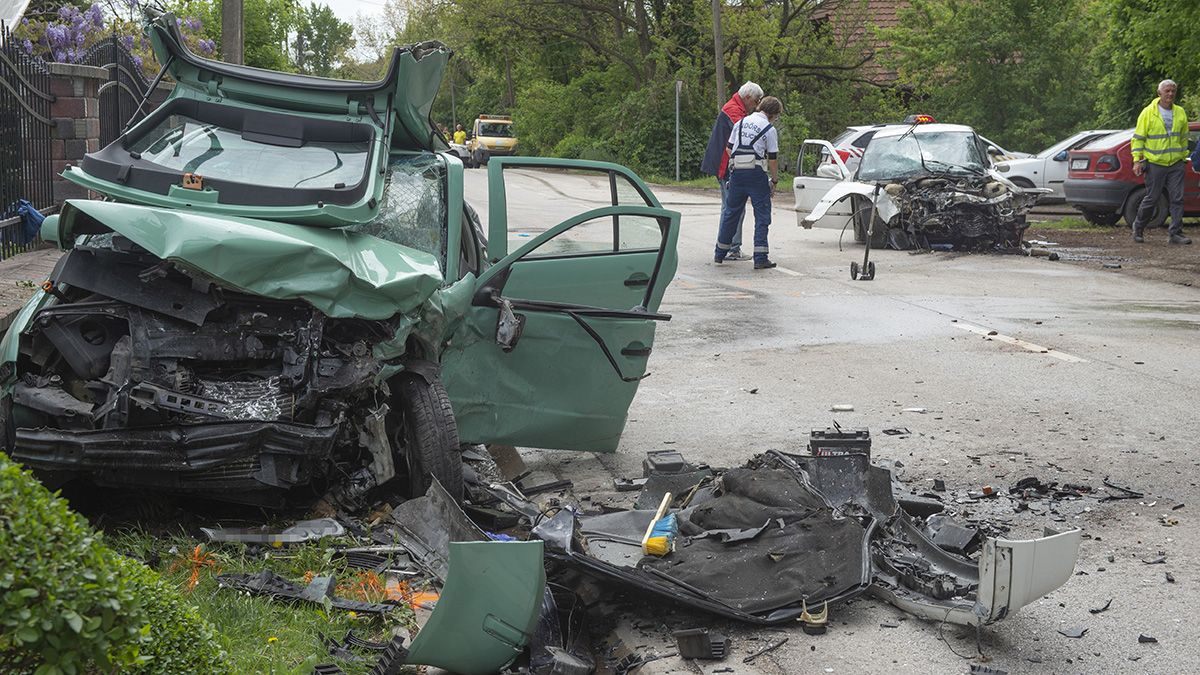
[640,468,871,616]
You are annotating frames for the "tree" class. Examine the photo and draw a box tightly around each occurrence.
[883,0,1101,150]
[1094,0,1200,125]
[293,3,354,77]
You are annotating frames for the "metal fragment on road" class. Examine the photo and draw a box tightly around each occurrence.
[743,637,788,664]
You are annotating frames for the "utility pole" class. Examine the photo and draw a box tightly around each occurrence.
[675,80,682,181]
[222,0,244,65]
[711,0,724,107]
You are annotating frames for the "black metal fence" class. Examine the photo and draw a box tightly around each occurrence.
[83,36,153,147]
[0,21,55,258]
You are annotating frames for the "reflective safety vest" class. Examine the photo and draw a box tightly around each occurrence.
[1132,98,1190,166]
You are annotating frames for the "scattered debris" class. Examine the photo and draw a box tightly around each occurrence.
[217,570,394,615]
[1103,263,1122,269]
[1089,598,1112,614]
[830,404,855,412]
[800,600,829,635]
[1138,634,1158,644]
[1101,477,1144,501]
[1142,552,1167,565]
[902,407,927,413]
[742,637,788,664]
[672,628,730,660]
[969,665,1009,675]
[933,479,946,492]
[882,427,911,435]
[1166,572,1176,583]
[200,518,345,545]
[880,621,899,628]
[1057,626,1087,639]
[1159,515,1179,527]
[923,514,981,555]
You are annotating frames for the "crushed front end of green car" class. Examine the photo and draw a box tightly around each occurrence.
[0,13,680,508]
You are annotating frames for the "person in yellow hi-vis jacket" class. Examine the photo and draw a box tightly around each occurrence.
[1130,79,1192,245]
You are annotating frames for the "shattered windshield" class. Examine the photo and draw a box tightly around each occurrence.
[128,114,371,189]
[857,131,986,181]
[348,154,446,264]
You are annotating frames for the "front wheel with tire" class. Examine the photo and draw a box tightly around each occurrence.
[1123,187,1168,229]
[391,374,464,501]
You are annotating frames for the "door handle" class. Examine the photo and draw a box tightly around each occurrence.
[624,275,650,287]
[621,345,652,357]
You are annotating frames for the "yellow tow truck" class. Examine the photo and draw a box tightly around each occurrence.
[465,114,518,167]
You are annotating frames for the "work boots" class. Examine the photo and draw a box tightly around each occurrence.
[1170,234,1192,245]
[1133,229,1145,243]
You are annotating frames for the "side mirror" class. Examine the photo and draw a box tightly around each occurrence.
[987,145,1002,156]
[1053,150,1069,162]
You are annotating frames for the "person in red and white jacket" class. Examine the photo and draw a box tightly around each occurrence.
[701,82,762,260]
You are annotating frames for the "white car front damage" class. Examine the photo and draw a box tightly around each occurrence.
[796,125,1051,250]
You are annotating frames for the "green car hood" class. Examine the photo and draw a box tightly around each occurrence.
[147,14,450,153]
[46,200,443,320]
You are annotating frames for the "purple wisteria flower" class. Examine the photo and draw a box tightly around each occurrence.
[132,54,143,69]
[197,38,215,55]
[22,39,33,55]
[120,34,134,50]
[184,17,202,32]
[86,4,103,29]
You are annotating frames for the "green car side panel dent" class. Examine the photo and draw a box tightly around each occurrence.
[444,202,680,451]
[405,541,546,675]
[0,292,52,394]
[54,200,443,320]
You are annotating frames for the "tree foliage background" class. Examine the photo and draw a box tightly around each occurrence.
[15,0,1198,179]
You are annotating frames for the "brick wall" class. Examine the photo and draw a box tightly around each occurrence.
[45,63,105,204]
[43,63,172,205]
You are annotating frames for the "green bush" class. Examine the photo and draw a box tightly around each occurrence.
[0,453,228,674]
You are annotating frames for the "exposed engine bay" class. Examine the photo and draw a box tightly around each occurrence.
[883,175,1039,251]
[4,234,422,508]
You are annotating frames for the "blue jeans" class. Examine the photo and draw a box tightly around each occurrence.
[718,176,745,252]
[715,167,771,263]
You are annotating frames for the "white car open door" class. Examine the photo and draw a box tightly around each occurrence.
[793,139,853,228]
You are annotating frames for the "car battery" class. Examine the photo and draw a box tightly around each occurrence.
[808,428,871,458]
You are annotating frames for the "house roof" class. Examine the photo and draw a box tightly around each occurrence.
[814,0,908,84]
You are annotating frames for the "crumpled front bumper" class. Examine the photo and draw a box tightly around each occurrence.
[11,421,337,502]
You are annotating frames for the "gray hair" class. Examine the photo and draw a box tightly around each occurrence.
[1159,79,1178,92]
[738,81,763,101]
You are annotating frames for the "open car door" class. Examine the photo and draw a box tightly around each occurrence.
[442,158,679,452]
[793,139,852,227]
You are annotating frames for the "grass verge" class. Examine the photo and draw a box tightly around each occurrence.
[109,529,417,675]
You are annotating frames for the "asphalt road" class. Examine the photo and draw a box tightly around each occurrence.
[465,167,1198,674]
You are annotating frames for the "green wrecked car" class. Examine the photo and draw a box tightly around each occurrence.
[0,14,679,508]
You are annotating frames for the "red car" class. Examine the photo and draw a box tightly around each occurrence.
[1063,123,1200,226]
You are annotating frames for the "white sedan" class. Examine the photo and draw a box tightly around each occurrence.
[794,124,1049,249]
[993,129,1120,202]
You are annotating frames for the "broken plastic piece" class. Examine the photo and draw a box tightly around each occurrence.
[404,541,546,675]
[1057,626,1087,638]
[1089,598,1113,614]
[800,600,828,635]
[216,570,393,614]
[643,450,691,476]
[200,518,345,545]
[672,628,730,660]
[1138,634,1158,644]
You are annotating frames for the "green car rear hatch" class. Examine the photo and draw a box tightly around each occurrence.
[63,13,450,227]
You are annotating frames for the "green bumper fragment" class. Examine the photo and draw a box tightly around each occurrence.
[406,540,546,674]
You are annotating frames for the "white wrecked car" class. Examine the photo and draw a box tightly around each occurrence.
[794,123,1050,250]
